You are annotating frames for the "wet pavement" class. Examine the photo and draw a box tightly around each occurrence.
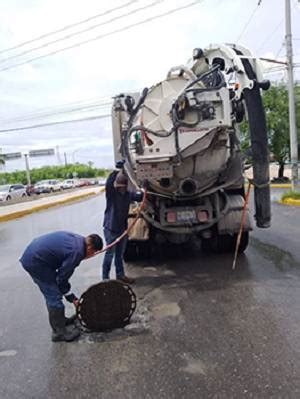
[0,189,300,398]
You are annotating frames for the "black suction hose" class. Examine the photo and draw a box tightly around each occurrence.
[233,48,271,228]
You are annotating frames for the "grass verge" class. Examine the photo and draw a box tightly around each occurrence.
[281,191,300,201]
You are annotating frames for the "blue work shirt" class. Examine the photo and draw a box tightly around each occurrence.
[103,170,142,234]
[20,231,85,294]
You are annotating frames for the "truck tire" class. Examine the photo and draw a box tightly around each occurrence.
[124,241,151,262]
[124,242,138,262]
[202,232,249,254]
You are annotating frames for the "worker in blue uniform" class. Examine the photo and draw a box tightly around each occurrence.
[20,231,103,342]
[102,162,142,284]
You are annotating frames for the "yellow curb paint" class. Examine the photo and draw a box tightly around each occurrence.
[244,184,291,189]
[279,198,300,207]
[0,188,105,223]
[270,184,292,189]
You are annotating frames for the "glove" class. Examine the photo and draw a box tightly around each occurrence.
[115,160,125,170]
[64,293,78,304]
[58,281,71,295]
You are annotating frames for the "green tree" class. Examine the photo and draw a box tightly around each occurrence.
[263,85,289,178]
[0,163,109,185]
[239,83,300,179]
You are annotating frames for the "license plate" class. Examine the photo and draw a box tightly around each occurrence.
[136,162,173,180]
[176,210,196,222]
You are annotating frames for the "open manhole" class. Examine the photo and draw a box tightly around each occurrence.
[76,280,137,332]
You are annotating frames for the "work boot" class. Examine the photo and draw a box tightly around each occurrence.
[47,307,80,342]
[117,275,135,284]
[65,314,77,326]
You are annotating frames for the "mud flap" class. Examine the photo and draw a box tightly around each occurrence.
[217,195,253,234]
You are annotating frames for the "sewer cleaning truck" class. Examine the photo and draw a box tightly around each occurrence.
[111,43,271,258]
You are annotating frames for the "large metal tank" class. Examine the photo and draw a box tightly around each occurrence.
[111,43,271,256]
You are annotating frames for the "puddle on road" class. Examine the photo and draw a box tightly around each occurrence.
[77,303,151,344]
[179,353,212,376]
[0,350,17,357]
[77,287,184,344]
[152,302,181,319]
[251,237,300,271]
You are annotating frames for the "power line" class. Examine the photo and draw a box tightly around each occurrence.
[257,19,284,54]
[236,1,261,43]
[0,102,112,125]
[0,0,164,65]
[258,0,299,55]
[0,87,142,124]
[0,0,138,55]
[275,43,285,59]
[0,114,110,133]
[264,67,286,74]
[0,0,203,72]
[0,98,112,122]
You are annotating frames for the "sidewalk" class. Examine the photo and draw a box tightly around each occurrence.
[0,187,104,223]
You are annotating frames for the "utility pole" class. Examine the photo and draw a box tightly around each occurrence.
[24,154,31,186]
[285,0,299,190]
[0,148,5,171]
[56,145,62,165]
[64,152,68,166]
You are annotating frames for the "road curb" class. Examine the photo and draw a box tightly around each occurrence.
[279,198,300,207]
[270,183,292,188]
[0,188,105,223]
[245,184,291,189]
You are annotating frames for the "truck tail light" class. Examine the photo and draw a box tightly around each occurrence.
[197,210,208,223]
[166,211,176,223]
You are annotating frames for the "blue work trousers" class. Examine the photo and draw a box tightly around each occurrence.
[102,228,127,279]
[22,264,64,309]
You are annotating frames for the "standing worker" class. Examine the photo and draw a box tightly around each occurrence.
[102,161,142,283]
[20,231,103,342]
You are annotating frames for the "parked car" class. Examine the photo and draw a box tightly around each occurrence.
[61,179,78,189]
[0,184,27,202]
[76,179,91,187]
[34,180,61,194]
[97,178,106,186]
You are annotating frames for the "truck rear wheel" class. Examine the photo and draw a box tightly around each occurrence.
[124,241,151,262]
[202,232,249,254]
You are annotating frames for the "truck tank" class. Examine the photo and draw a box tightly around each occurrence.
[111,43,271,259]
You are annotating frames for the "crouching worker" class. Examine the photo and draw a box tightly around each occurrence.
[20,231,103,342]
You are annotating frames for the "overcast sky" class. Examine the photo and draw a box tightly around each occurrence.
[0,0,299,172]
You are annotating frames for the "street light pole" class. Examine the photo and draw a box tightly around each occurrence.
[24,154,31,186]
[285,0,299,190]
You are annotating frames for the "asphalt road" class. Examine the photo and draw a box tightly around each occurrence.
[1,190,300,399]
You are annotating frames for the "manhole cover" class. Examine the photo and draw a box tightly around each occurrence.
[76,280,137,332]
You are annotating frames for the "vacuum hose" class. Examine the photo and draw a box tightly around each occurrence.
[233,48,271,228]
